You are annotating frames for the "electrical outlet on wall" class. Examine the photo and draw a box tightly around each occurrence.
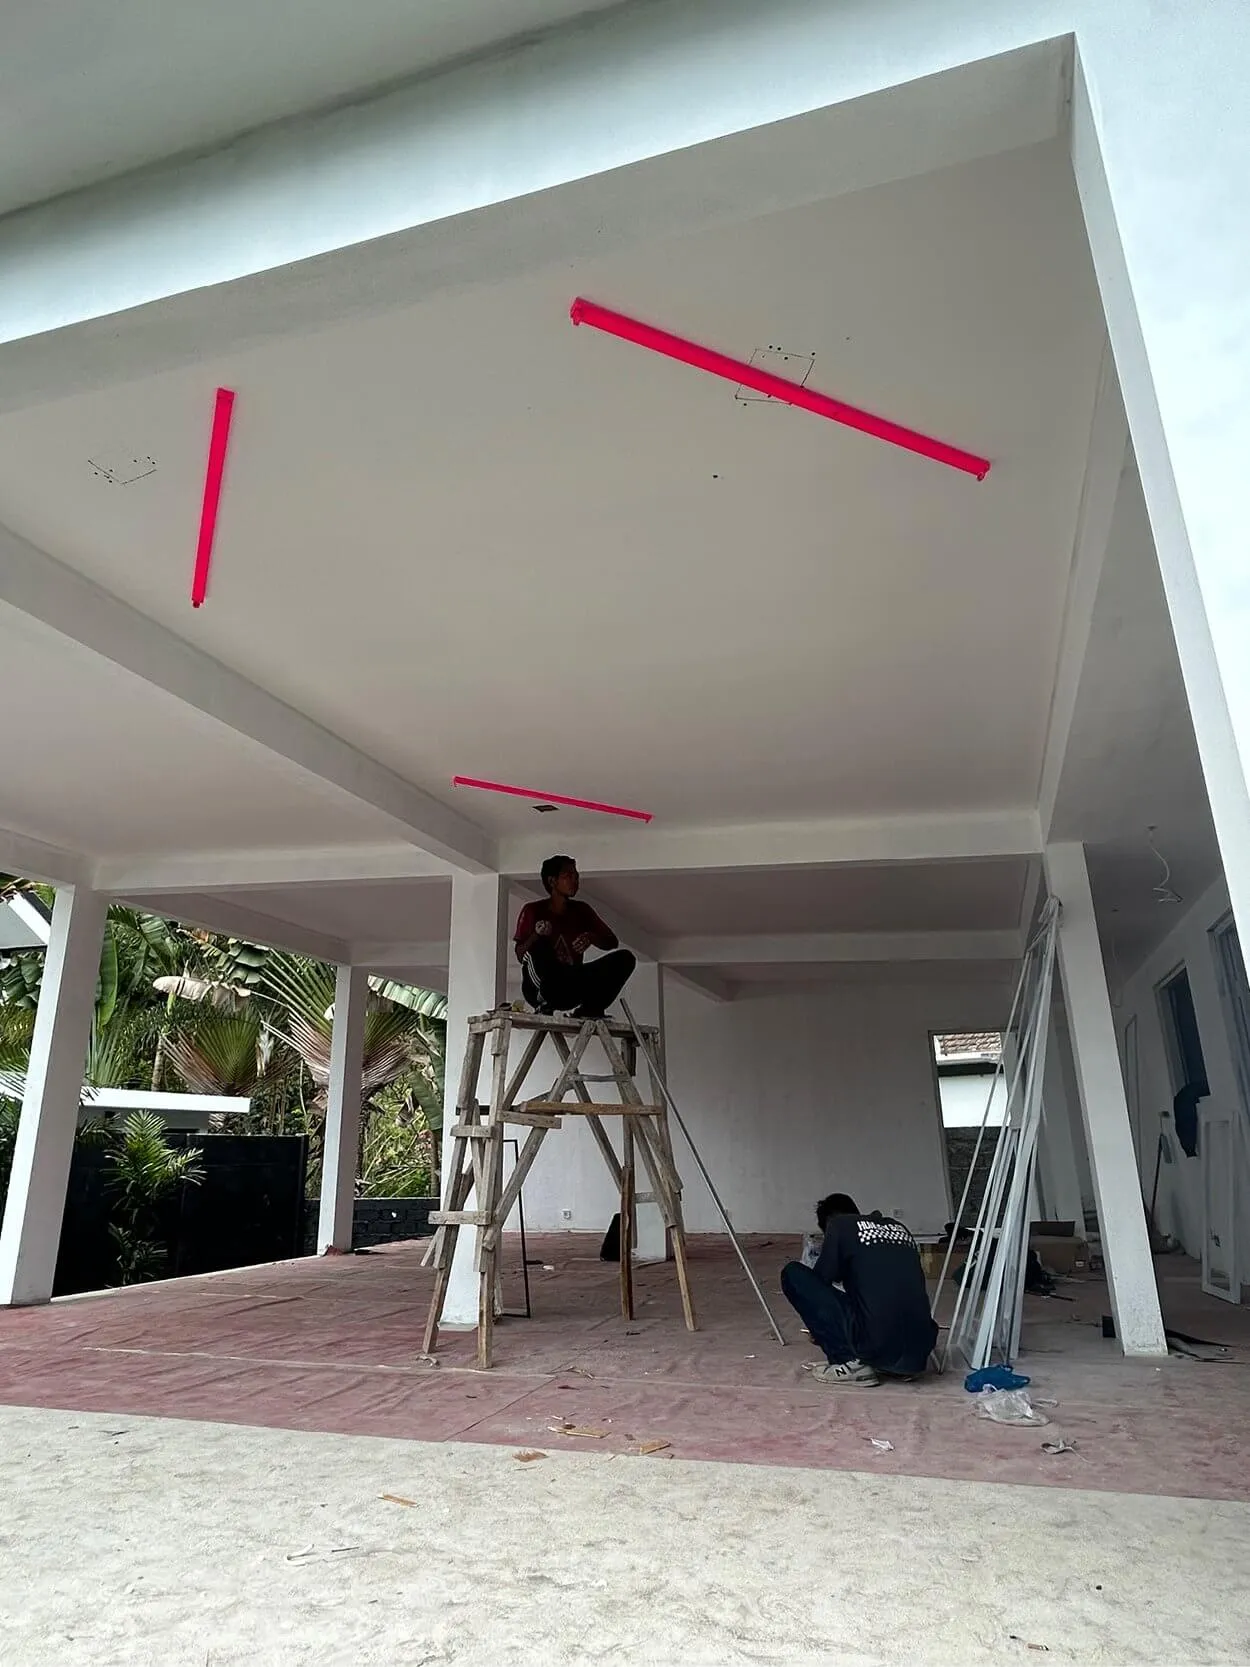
[561,1209,573,1222]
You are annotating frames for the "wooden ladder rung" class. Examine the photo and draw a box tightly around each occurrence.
[425,1008,697,1368]
[524,1099,663,1116]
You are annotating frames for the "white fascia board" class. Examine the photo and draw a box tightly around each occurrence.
[80,1089,250,1114]
[0,898,49,949]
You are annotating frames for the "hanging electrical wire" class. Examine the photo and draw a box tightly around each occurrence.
[1146,825,1182,905]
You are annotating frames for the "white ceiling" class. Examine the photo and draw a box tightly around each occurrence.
[0,0,624,218]
[0,605,392,855]
[0,78,1224,997]
[144,877,453,948]
[0,141,1104,848]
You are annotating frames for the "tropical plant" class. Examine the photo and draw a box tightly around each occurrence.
[0,1096,20,1209]
[91,1111,205,1284]
[1,879,447,1211]
[255,954,445,1197]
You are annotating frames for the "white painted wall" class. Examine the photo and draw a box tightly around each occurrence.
[517,976,1010,1240]
[1114,876,1250,1292]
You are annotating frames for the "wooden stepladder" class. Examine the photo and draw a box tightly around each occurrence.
[423,1010,697,1368]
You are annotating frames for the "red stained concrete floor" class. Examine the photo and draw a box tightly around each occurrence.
[0,1234,1247,1500]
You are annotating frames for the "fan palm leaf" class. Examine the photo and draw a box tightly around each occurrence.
[164,1009,272,1097]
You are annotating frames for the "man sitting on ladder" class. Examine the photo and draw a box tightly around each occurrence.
[515,855,636,1018]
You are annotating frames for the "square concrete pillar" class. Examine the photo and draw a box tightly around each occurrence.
[0,886,107,1306]
[317,964,368,1253]
[439,873,508,1327]
[1044,843,1167,1356]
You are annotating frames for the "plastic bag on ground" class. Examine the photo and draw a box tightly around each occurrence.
[974,1387,1050,1426]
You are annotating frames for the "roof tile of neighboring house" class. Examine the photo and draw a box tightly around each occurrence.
[937,1032,1003,1060]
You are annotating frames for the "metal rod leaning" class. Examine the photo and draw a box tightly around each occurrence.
[621,998,787,1347]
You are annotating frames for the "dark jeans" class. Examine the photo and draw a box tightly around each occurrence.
[523,949,637,1017]
[781,1261,861,1365]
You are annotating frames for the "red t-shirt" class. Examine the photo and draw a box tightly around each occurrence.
[514,899,614,968]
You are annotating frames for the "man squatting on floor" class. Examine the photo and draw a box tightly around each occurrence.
[514,855,636,1018]
[780,1193,939,1387]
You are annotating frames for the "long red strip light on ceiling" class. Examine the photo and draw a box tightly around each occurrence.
[191,387,236,607]
[453,776,653,822]
[569,298,990,480]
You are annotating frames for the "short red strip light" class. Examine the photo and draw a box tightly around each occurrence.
[453,776,653,823]
[191,387,237,607]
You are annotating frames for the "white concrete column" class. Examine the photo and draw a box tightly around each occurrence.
[0,885,107,1306]
[627,960,670,1263]
[1044,842,1167,1357]
[1037,1009,1088,1230]
[1073,7,1250,948]
[440,872,508,1327]
[317,964,368,1253]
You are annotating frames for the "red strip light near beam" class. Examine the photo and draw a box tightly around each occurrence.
[191,387,236,607]
[569,298,990,480]
[453,776,653,823]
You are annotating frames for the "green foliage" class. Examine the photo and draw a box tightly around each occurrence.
[1,883,446,1219]
[92,1111,205,1285]
[0,1096,20,1205]
[370,980,448,1021]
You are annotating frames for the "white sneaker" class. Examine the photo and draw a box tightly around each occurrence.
[809,1358,880,1388]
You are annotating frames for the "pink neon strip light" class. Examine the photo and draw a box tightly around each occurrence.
[191,387,236,607]
[570,298,990,480]
[453,776,653,823]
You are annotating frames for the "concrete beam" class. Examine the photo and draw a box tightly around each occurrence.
[95,843,453,895]
[0,526,494,873]
[501,809,1042,879]
[0,822,90,888]
[1017,856,1045,935]
[0,13,1068,406]
[351,940,448,972]
[1036,344,1130,837]
[135,892,351,965]
[663,929,1025,966]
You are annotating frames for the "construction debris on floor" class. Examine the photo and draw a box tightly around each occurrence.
[0,1235,1247,1502]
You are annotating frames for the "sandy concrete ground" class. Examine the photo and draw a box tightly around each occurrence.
[0,1404,1247,1667]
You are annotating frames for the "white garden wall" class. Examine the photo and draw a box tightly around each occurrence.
[514,974,1011,1241]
